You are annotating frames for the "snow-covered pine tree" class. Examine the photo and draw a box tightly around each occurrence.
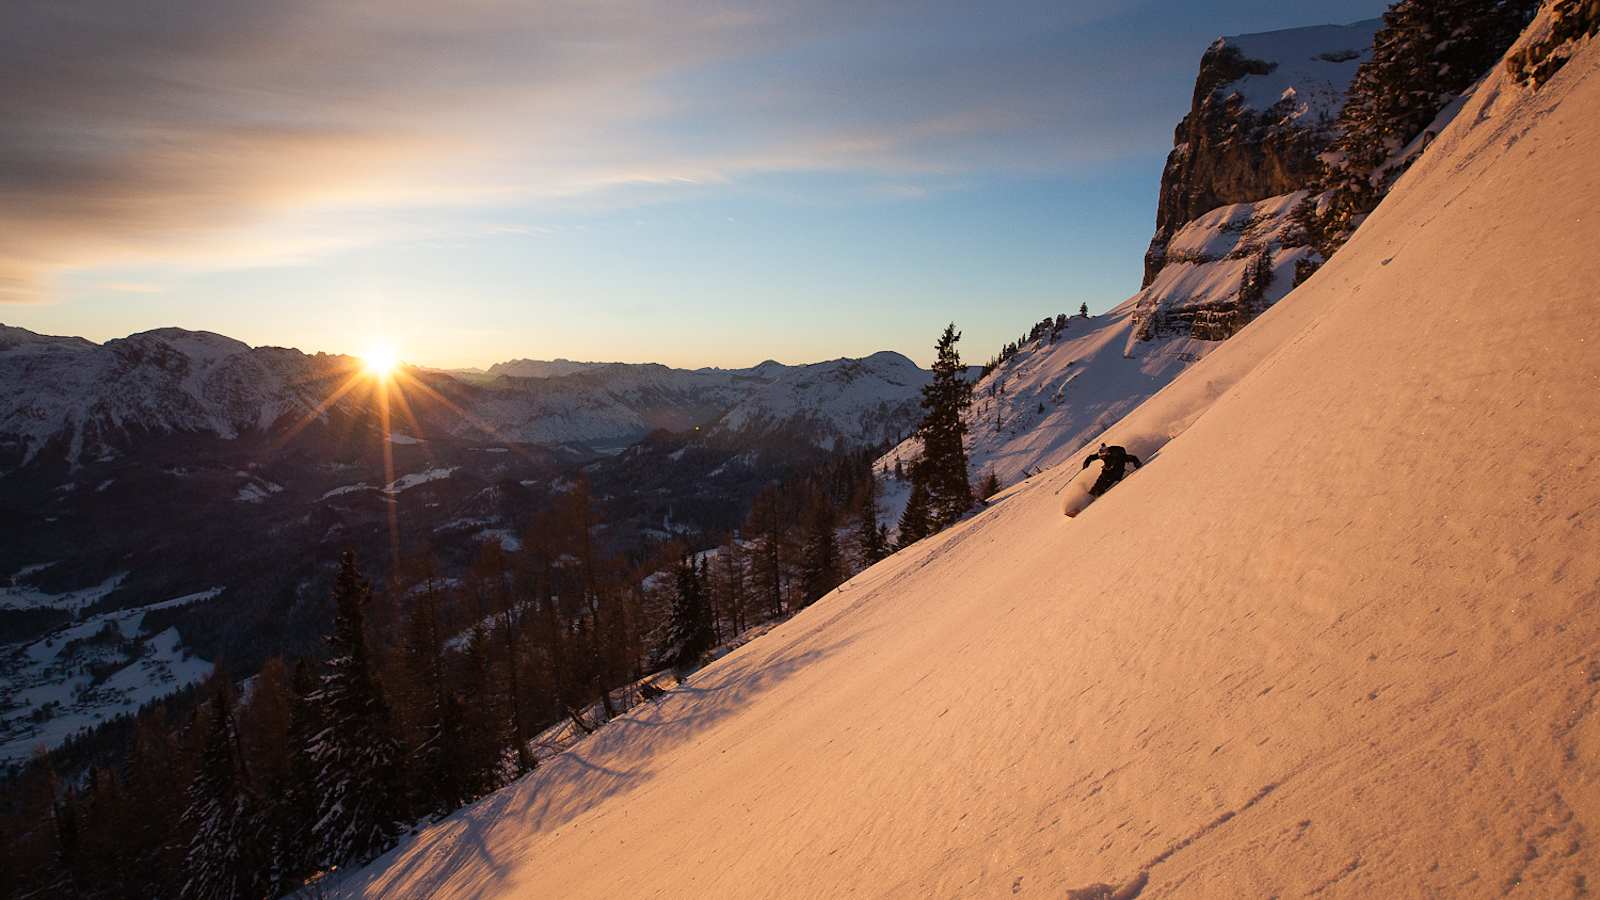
[180,688,265,900]
[914,323,975,529]
[1324,0,1538,240]
[273,658,323,886]
[662,555,715,673]
[897,475,934,547]
[853,472,889,566]
[399,582,470,816]
[307,552,405,869]
[800,492,843,606]
[978,469,1002,501]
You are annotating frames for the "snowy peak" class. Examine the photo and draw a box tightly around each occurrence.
[485,358,614,379]
[1207,20,1381,123]
[715,350,928,446]
[0,324,97,355]
[114,327,252,361]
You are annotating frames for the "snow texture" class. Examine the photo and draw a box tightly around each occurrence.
[336,19,1600,898]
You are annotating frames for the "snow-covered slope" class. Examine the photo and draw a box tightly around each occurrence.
[881,311,1206,489]
[338,15,1600,897]
[880,188,1318,490]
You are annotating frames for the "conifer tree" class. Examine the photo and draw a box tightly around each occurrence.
[458,624,513,796]
[307,551,405,868]
[662,556,715,672]
[400,583,470,816]
[6,752,65,896]
[122,710,188,894]
[800,492,843,605]
[234,659,306,897]
[853,473,890,566]
[717,537,749,635]
[1324,0,1538,240]
[897,475,934,548]
[914,324,975,529]
[181,688,265,900]
[978,469,1002,501]
[277,658,323,883]
[1079,302,1089,318]
[747,487,788,616]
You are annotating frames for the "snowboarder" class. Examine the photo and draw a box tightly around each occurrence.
[1082,443,1140,496]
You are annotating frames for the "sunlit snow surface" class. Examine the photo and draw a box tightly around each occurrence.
[336,15,1600,899]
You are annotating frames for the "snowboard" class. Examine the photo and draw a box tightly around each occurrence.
[1061,459,1104,518]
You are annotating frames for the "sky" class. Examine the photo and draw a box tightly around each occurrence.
[0,0,1389,369]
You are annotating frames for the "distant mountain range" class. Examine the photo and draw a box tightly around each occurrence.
[0,326,933,763]
[0,325,930,469]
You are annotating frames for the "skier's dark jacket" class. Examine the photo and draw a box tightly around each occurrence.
[1083,445,1141,494]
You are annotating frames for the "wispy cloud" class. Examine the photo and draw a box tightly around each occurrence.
[0,0,1379,301]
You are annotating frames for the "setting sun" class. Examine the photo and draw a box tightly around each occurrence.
[361,344,399,378]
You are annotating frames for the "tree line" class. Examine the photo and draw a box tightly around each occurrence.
[0,446,899,898]
[0,321,987,899]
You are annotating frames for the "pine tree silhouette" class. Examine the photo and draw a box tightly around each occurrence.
[180,688,264,900]
[897,475,934,547]
[307,551,405,868]
[914,324,974,529]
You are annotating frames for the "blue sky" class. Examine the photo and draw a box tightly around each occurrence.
[1,0,1389,368]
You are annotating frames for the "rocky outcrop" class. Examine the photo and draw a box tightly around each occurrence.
[1143,21,1379,286]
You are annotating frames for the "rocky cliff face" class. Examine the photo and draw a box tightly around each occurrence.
[1143,21,1379,286]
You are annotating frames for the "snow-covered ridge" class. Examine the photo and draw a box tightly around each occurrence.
[484,358,616,379]
[0,326,357,464]
[0,328,931,463]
